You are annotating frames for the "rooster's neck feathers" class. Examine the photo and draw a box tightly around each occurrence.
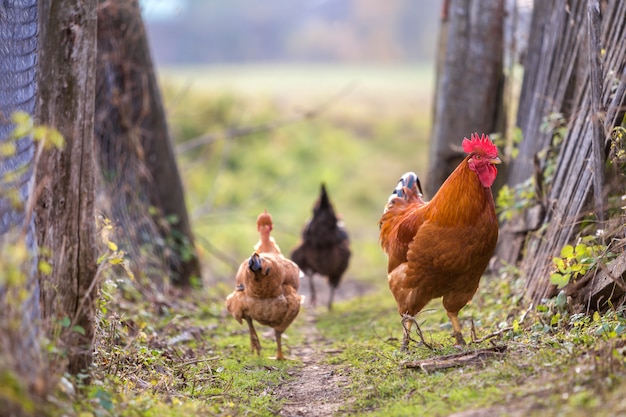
[427,157,494,226]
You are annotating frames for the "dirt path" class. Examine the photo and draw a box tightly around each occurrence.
[275,277,370,417]
[275,311,350,417]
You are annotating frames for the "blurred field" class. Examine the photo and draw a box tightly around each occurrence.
[159,63,433,102]
[158,63,435,288]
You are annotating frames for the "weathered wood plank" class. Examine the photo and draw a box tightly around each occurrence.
[505,0,626,306]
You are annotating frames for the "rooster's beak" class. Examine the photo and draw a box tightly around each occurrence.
[490,157,502,165]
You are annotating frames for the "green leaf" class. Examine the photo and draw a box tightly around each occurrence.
[11,111,31,125]
[555,290,568,307]
[59,316,71,327]
[38,260,52,275]
[553,257,566,270]
[91,387,114,411]
[47,128,65,149]
[71,325,86,335]
[550,272,571,289]
[33,126,65,149]
[32,126,47,141]
[97,253,107,265]
[561,245,574,258]
[0,142,17,157]
[165,214,180,224]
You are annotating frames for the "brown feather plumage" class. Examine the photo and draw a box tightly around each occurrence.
[380,134,500,347]
[226,212,303,360]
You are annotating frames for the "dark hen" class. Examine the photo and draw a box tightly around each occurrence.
[290,184,351,310]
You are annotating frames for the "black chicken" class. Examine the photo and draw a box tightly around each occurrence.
[290,184,351,310]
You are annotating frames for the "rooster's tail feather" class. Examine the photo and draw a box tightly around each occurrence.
[384,172,423,212]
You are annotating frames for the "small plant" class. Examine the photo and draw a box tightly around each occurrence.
[490,126,523,161]
[496,178,537,221]
[495,114,568,223]
[550,236,608,289]
[96,216,135,281]
[608,125,626,170]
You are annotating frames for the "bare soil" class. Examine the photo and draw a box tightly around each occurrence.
[274,276,371,417]
[275,312,351,417]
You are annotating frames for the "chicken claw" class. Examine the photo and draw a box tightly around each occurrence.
[447,311,467,346]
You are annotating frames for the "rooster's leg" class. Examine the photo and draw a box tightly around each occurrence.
[447,311,467,346]
[244,317,262,355]
[274,330,285,360]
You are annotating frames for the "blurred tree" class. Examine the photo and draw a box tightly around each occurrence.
[95,0,201,288]
[426,0,505,196]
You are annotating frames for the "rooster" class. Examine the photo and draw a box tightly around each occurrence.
[379,133,500,348]
[291,184,351,310]
[226,211,303,360]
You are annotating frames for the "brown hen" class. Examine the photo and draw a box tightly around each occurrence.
[226,211,303,359]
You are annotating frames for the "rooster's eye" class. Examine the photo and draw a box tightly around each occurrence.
[475,155,481,160]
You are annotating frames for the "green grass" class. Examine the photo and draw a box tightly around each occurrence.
[45,272,626,417]
[33,64,626,416]
[311,278,626,416]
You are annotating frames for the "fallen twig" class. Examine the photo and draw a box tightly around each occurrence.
[176,356,221,368]
[471,326,513,344]
[402,314,433,350]
[401,345,507,372]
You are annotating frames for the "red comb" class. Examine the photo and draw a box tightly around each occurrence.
[257,209,273,227]
[462,133,498,157]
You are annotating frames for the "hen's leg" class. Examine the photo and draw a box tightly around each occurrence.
[308,274,317,306]
[244,317,262,355]
[327,286,335,311]
[274,330,285,360]
[446,311,466,346]
[401,314,413,351]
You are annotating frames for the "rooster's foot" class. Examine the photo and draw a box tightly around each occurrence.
[452,331,467,346]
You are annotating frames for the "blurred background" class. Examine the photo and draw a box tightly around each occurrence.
[140,0,439,65]
[138,0,441,294]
